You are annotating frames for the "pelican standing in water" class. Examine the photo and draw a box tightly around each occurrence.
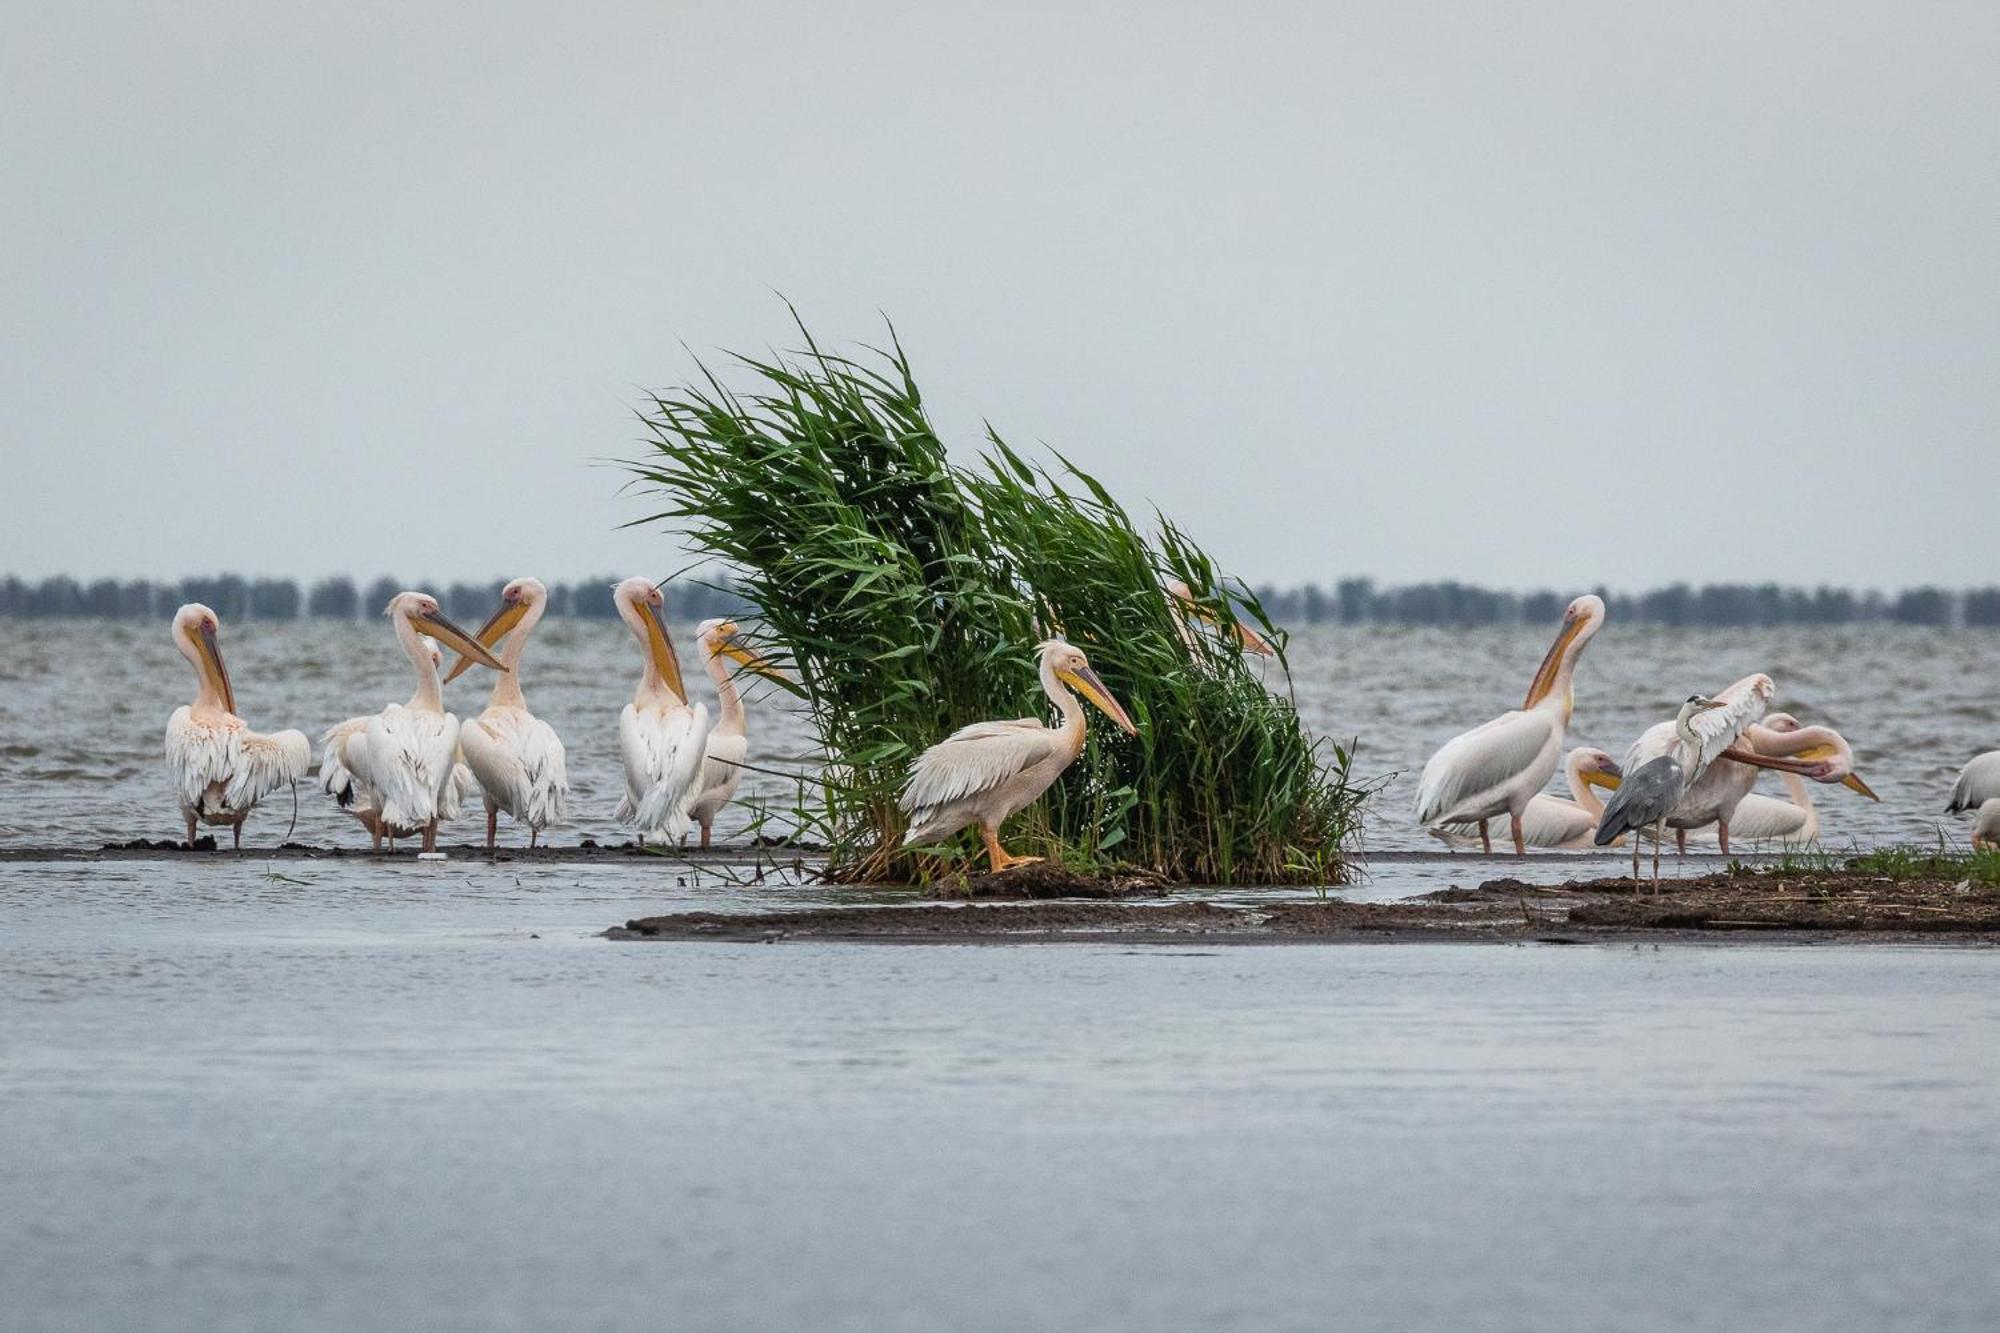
[321,643,476,851]
[613,577,712,846]
[1946,751,2000,848]
[1414,594,1606,854]
[329,592,505,854]
[1432,748,1623,851]
[687,618,790,849]
[164,604,311,848]
[445,577,569,849]
[900,638,1138,872]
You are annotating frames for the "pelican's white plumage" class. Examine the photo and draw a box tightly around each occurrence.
[1947,752,2000,821]
[319,643,476,849]
[688,617,789,849]
[1414,595,1605,854]
[900,638,1138,872]
[448,577,570,848]
[330,591,505,853]
[611,577,711,844]
[163,603,311,848]
[1433,748,1622,851]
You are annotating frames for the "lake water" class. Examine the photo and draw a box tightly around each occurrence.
[4,619,1999,1330]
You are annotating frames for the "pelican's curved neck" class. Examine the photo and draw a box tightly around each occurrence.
[1566,758,1608,819]
[706,642,743,728]
[1040,654,1087,750]
[489,599,544,710]
[395,612,444,712]
[1782,771,1813,809]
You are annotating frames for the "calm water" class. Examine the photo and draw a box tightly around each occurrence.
[4,619,1999,1329]
[0,619,1988,851]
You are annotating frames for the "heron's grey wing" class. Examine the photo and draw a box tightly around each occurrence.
[1595,754,1685,844]
[900,721,1062,816]
[1686,673,1774,777]
[1947,751,2000,814]
[1413,709,1553,824]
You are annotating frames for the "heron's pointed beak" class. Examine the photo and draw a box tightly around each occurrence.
[1523,614,1586,709]
[1058,665,1138,736]
[417,607,506,673]
[444,599,528,683]
[644,602,688,702]
[196,622,236,716]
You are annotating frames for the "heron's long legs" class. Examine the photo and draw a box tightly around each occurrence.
[1651,818,1664,891]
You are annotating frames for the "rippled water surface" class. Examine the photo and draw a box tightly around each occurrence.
[1,619,1990,851]
[5,620,2000,1330]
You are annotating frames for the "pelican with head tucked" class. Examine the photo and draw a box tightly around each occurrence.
[687,617,790,849]
[1687,713,1878,848]
[321,642,476,851]
[445,577,569,849]
[1432,748,1623,851]
[900,638,1138,873]
[164,604,311,849]
[1946,752,2000,849]
[613,578,712,846]
[1414,594,1606,855]
[329,592,505,854]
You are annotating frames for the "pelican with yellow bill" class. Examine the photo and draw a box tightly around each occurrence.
[164,603,312,849]
[689,617,794,849]
[448,577,571,849]
[324,591,507,854]
[613,577,713,846]
[900,638,1140,873]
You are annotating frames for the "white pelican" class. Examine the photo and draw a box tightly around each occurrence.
[900,638,1138,872]
[444,577,570,849]
[1414,594,1605,854]
[1432,748,1623,851]
[687,617,790,850]
[1946,752,2000,847]
[612,577,712,846]
[1164,578,1274,656]
[329,592,505,854]
[320,643,476,851]
[1655,692,1876,854]
[1686,714,1877,847]
[163,603,311,849]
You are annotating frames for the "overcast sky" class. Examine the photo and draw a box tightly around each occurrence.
[5,1,1994,593]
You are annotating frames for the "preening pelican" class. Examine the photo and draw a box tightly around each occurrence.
[321,643,476,851]
[1414,594,1605,854]
[1594,693,1737,884]
[1689,714,1877,847]
[900,638,1138,872]
[1946,752,2000,847]
[1432,748,1623,851]
[613,577,712,846]
[445,577,569,849]
[163,603,311,849]
[328,592,505,854]
[1164,578,1274,656]
[688,618,790,849]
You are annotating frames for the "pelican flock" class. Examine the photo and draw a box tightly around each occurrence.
[900,638,1137,872]
[164,603,312,848]
[149,569,1947,875]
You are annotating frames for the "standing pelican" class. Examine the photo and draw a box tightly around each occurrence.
[330,592,505,854]
[1946,751,2000,845]
[1414,594,1606,854]
[445,577,569,849]
[321,643,475,851]
[164,604,311,849]
[1653,692,1876,854]
[1433,748,1623,851]
[900,638,1138,872]
[1164,578,1274,656]
[613,577,712,846]
[687,618,790,849]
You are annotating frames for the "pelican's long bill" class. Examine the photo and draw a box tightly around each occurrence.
[1790,742,1882,801]
[643,600,688,701]
[1581,767,1623,792]
[716,623,790,684]
[1056,664,1138,736]
[443,597,531,683]
[195,620,236,716]
[417,606,507,674]
[1172,586,1276,656]
[1522,609,1588,709]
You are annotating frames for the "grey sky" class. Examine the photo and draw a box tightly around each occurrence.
[5,1,1995,592]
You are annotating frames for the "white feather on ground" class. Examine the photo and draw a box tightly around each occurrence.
[617,702,711,840]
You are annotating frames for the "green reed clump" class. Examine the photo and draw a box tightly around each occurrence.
[624,318,1362,883]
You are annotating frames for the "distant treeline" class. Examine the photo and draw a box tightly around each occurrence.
[3,573,1997,629]
[0,575,751,623]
